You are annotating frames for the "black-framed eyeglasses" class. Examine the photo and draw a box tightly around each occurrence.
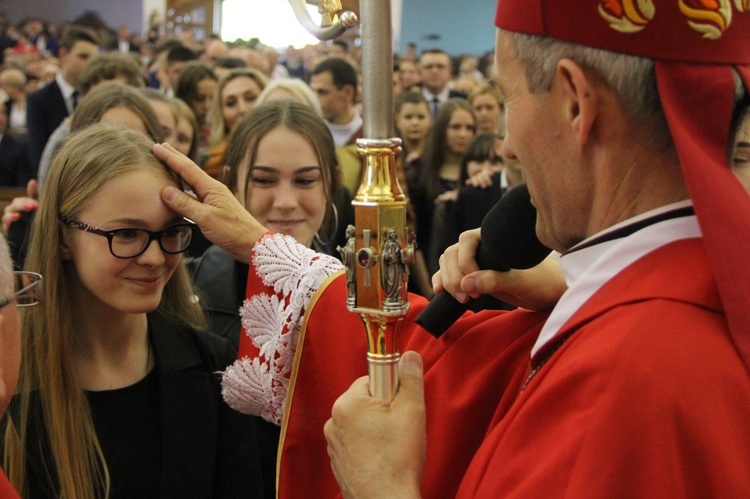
[0,271,43,308]
[61,218,195,259]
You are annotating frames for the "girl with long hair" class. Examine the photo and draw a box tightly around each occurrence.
[407,98,476,273]
[2,124,265,498]
[191,99,348,349]
[190,100,350,495]
[202,68,268,179]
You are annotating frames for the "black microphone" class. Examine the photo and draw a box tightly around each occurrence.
[414,184,551,337]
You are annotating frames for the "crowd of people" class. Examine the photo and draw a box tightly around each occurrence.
[0,1,748,497]
[0,9,513,499]
[0,13,507,274]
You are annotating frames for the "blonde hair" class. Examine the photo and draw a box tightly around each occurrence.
[172,97,200,160]
[3,124,204,498]
[255,78,323,117]
[71,82,165,143]
[469,82,503,107]
[208,68,268,148]
[0,233,12,299]
[0,68,26,89]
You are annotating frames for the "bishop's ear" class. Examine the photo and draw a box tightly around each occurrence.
[556,58,598,145]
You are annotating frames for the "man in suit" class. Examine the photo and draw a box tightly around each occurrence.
[419,48,468,118]
[163,45,197,97]
[109,25,140,54]
[26,26,99,176]
[0,104,28,187]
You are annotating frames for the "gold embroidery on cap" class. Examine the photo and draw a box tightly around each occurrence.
[679,0,733,39]
[734,0,748,11]
[599,0,656,33]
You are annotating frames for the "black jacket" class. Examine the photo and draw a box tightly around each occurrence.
[0,133,29,187]
[26,80,69,174]
[187,247,281,495]
[3,311,271,498]
[188,245,248,350]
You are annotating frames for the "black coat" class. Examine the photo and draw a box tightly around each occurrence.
[3,311,271,498]
[187,249,281,496]
[188,245,248,350]
[0,133,29,187]
[443,172,505,248]
[26,80,69,174]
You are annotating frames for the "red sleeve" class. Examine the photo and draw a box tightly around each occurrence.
[458,302,750,497]
[278,271,548,499]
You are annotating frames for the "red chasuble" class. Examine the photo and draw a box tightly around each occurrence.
[277,274,547,498]
[457,239,750,496]
[262,238,750,497]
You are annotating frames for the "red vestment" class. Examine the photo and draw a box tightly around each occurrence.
[243,237,750,497]
[457,239,750,497]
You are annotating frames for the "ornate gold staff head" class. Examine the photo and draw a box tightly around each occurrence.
[288,0,413,402]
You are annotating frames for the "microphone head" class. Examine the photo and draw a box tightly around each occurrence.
[479,184,550,270]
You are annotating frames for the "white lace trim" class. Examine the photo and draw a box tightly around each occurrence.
[222,233,343,424]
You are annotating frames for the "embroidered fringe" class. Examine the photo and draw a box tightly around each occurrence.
[222,233,343,424]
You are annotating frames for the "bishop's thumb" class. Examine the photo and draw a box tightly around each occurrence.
[397,351,425,400]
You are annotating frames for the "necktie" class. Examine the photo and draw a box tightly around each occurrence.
[71,90,79,111]
[431,97,440,119]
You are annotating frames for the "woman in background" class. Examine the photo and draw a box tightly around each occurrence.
[190,100,348,495]
[441,133,515,300]
[407,98,476,273]
[470,83,505,135]
[255,78,322,117]
[202,68,268,179]
[139,88,178,146]
[172,98,199,161]
[174,62,217,153]
[0,69,29,136]
[191,99,346,350]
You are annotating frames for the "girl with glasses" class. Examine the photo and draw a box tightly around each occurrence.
[2,124,265,498]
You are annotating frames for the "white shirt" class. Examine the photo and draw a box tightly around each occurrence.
[326,113,362,147]
[422,86,450,104]
[500,169,509,190]
[55,73,77,114]
[270,64,290,81]
[8,100,26,133]
[532,200,700,358]
[422,87,450,117]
